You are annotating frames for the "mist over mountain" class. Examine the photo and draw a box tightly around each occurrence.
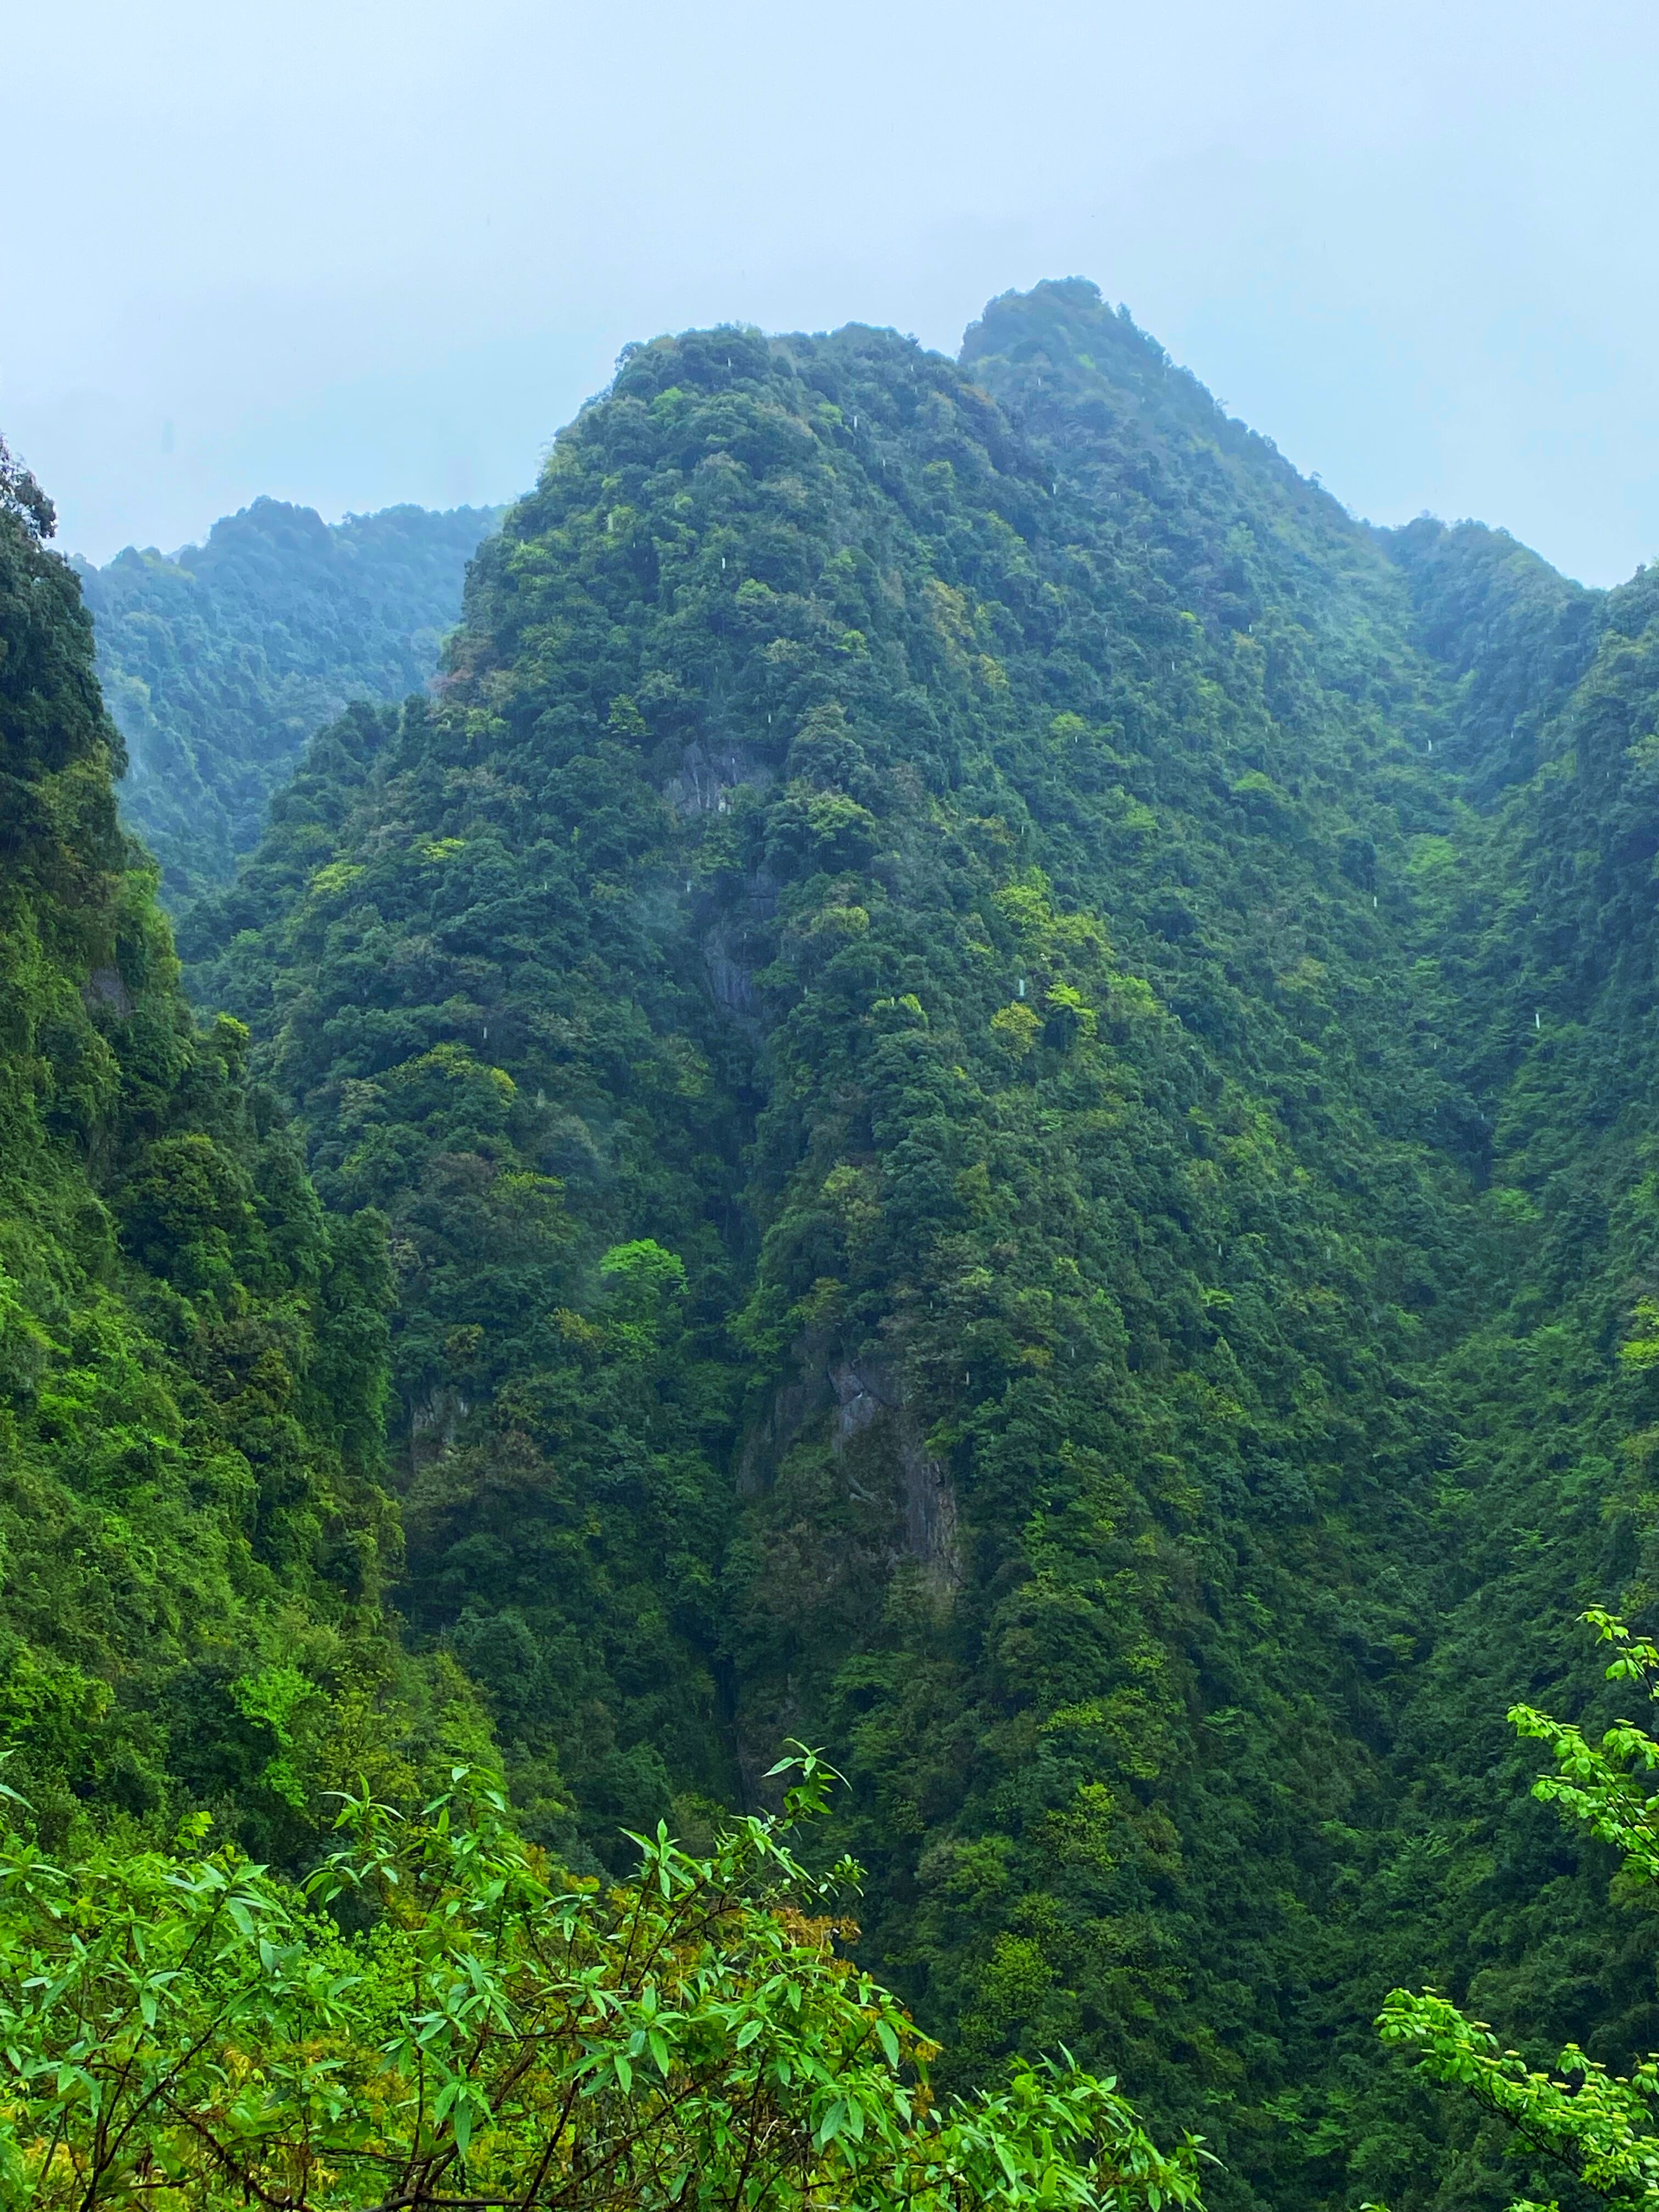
[9,281,1659,2212]
[76,496,502,902]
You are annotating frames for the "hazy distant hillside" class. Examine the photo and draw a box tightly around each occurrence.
[77,497,502,900]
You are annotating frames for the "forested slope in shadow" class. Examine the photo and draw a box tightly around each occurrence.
[0,441,487,1871]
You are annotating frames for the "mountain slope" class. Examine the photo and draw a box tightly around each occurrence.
[0,438,484,1860]
[178,283,1525,2203]
[78,496,501,902]
[1312,519,1659,2210]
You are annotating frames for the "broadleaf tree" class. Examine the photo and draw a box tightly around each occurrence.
[0,1750,1211,2212]
[1380,1613,1659,2212]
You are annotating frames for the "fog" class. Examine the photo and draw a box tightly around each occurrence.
[6,0,1657,584]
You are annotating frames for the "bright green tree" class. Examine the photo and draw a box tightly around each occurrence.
[0,1750,1210,2212]
[1380,1612,1659,2212]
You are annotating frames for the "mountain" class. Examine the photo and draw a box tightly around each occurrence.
[0,437,487,1864]
[77,496,502,902]
[1339,514,1659,2204]
[176,281,1537,2207]
[16,274,1659,2212]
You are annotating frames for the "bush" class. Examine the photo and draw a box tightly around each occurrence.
[0,1750,1210,2212]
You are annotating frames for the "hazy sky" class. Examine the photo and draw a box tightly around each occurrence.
[7,0,1658,584]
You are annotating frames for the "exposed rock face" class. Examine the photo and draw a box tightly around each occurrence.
[410,1385,471,1472]
[829,1359,961,1593]
[84,966,134,1018]
[665,738,777,816]
[702,927,763,1022]
[741,1338,962,1596]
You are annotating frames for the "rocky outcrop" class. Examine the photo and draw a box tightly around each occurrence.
[741,1338,962,1596]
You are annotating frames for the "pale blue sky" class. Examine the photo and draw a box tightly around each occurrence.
[7,0,1658,583]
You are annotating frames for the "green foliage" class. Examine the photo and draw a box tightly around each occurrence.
[0,1751,1207,2212]
[178,281,1494,2199]
[1307,514,1659,2212]
[0,448,474,1863]
[77,498,503,901]
[46,275,1659,2212]
[1380,1615,1659,2212]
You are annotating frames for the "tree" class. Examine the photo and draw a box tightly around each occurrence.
[1379,1611,1659,2212]
[0,433,55,543]
[0,1750,1210,2212]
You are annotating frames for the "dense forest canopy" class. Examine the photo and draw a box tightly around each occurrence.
[10,276,1659,2212]
[0,435,512,1874]
[77,497,501,903]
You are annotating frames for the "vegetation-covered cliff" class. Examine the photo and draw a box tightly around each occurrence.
[13,275,1659,2212]
[77,497,501,902]
[173,283,1537,2207]
[1334,511,1659,2207]
[0,437,483,1866]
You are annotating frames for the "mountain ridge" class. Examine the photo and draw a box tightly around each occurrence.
[77,494,503,901]
[176,281,1506,2207]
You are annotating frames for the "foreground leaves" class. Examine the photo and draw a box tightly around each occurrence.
[1380,1613,1659,2212]
[0,1751,1210,2211]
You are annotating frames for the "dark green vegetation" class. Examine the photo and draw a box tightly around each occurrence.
[1381,1611,1659,2212]
[0,436,483,1867]
[171,279,1659,2208]
[1336,512,1659,2210]
[78,497,501,902]
[14,274,1659,2212]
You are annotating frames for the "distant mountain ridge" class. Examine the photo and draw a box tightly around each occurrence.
[76,496,503,901]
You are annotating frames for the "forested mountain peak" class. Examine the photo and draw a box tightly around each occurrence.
[177,284,1503,2207]
[15,275,1659,2212]
[963,276,1289,465]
